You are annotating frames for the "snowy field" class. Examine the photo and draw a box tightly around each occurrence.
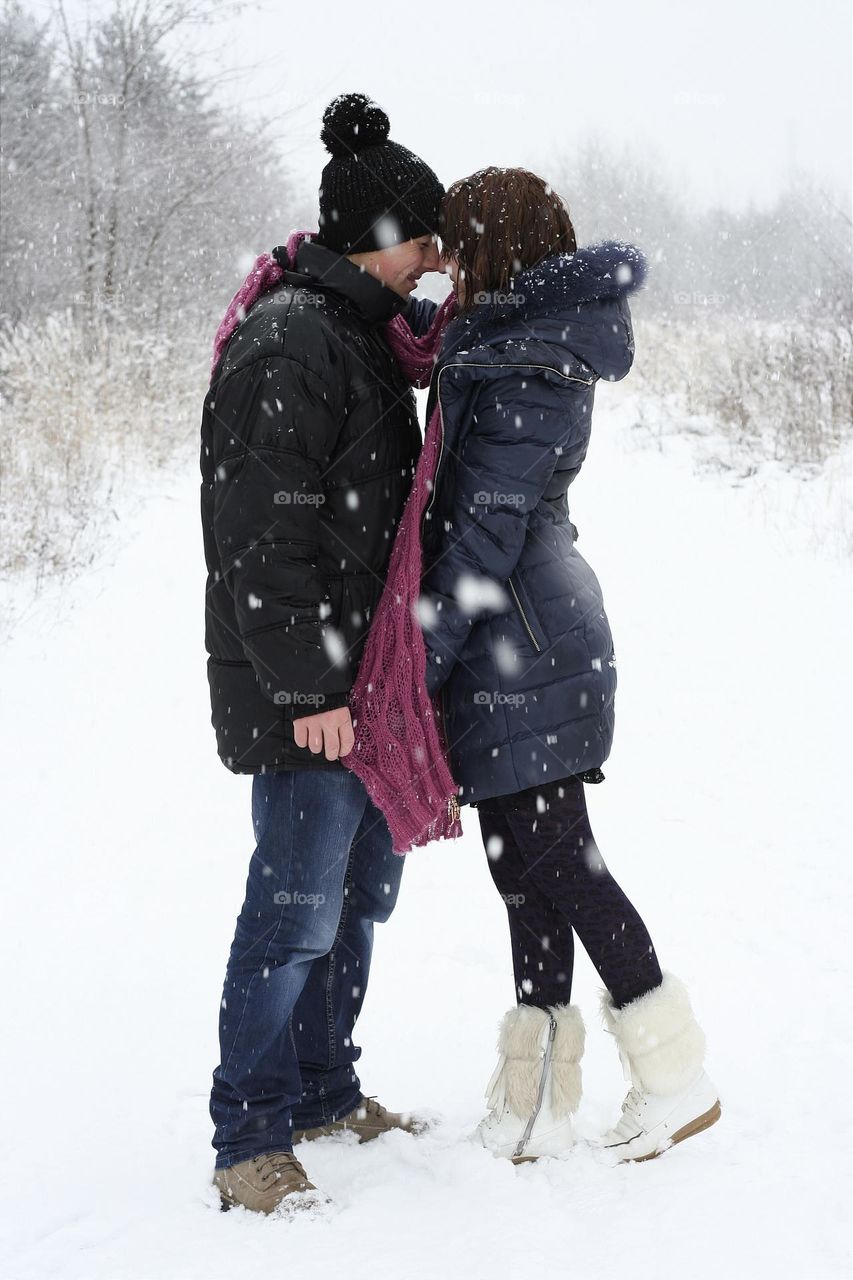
[1,386,851,1280]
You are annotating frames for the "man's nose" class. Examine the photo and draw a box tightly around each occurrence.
[423,239,441,271]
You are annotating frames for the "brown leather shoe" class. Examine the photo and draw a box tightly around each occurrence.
[213,1151,327,1215]
[293,1094,429,1144]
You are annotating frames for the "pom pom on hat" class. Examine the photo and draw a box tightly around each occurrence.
[321,93,391,157]
[316,91,444,253]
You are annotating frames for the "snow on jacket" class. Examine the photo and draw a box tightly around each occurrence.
[200,240,423,773]
[419,241,648,805]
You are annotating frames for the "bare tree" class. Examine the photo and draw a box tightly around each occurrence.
[1,0,299,336]
[0,2,76,322]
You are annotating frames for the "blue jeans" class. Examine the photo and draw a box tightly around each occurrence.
[209,769,404,1169]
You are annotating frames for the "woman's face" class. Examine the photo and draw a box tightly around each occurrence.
[441,253,463,293]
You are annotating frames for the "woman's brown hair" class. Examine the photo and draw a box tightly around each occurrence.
[439,167,577,311]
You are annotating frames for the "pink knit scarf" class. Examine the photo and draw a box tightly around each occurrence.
[341,308,462,854]
[211,234,463,855]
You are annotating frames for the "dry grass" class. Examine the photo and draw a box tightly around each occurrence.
[632,314,852,475]
[0,314,207,583]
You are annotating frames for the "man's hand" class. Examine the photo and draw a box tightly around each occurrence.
[292,706,355,761]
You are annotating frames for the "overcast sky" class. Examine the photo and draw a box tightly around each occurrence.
[51,0,852,216]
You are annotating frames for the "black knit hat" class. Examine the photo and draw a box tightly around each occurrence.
[315,93,445,255]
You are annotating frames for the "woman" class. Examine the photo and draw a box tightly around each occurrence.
[418,168,721,1163]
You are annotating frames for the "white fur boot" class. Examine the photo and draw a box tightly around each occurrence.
[474,1003,585,1162]
[599,972,721,1161]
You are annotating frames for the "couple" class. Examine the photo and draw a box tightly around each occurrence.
[200,92,721,1215]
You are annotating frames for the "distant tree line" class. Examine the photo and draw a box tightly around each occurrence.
[553,138,851,325]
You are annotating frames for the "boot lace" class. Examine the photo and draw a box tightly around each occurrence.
[253,1151,307,1185]
[358,1095,387,1120]
[621,1087,644,1118]
[610,1086,646,1140]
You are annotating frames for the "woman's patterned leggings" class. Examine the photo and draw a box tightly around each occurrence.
[475,775,663,1010]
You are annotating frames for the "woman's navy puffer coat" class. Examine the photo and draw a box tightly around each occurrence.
[420,241,647,806]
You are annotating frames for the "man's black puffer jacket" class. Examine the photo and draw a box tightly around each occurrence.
[200,240,422,773]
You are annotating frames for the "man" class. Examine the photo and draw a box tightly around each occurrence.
[200,93,443,1214]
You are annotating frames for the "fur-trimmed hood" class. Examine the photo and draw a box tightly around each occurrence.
[440,240,648,383]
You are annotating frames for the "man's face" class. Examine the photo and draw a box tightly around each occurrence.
[349,234,441,298]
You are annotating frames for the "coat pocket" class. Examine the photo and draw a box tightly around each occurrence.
[507,572,546,653]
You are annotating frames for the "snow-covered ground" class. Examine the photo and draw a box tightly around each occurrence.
[1,387,851,1280]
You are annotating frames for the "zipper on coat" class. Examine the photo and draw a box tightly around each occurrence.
[512,1013,558,1160]
[422,365,451,526]
[422,360,593,529]
[507,576,543,653]
[422,357,590,669]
